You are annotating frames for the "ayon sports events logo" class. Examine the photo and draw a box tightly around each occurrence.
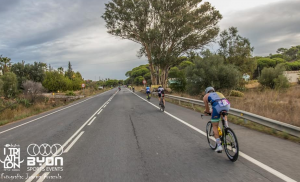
[0,144,23,171]
[27,143,64,172]
[0,143,63,172]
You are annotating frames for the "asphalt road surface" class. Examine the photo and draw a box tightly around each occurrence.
[0,88,299,182]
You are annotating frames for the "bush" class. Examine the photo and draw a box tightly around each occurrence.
[274,75,290,90]
[23,80,46,102]
[16,98,31,108]
[65,91,76,96]
[230,90,244,97]
[1,72,18,98]
[257,58,276,69]
[258,64,289,89]
[185,54,240,95]
[0,79,3,95]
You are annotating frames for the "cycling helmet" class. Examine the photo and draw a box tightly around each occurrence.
[205,87,215,94]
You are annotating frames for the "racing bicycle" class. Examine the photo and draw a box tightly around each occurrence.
[201,111,239,162]
[147,92,151,101]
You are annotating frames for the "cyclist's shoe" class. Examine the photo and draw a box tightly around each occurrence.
[215,145,223,153]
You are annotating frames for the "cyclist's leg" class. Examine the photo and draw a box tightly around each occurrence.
[158,93,161,103]
[163,95,165,105]
[211,106,222,149]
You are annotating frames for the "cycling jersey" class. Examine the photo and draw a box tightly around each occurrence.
[206,92,230,122]
[157,87,164,97]
[146,87,150,94]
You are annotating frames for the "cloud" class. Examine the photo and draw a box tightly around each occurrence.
[1,0,298,80]
[219,0,300,55]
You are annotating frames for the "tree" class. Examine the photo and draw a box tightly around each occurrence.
[218,27,256,76]
[1,72,18,98]
[66,61,73,80]
[0,56,12,74]
[168,67,186,92]
[258,64,289,89]
[185,52,240,95]
[102,0,222,87]
[43,71,71,92]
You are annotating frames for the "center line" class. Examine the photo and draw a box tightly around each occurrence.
[88,117,96,126]
[64,131,85,153]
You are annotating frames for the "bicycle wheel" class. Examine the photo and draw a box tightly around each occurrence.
[206,121,217,150]
[224,128,239,162]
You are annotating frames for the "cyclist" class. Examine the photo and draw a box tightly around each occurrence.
[157,86,165,106]
[146,85,151,99]
[118,85,121,91]
[129,85,132,90]
[203,87,230,153]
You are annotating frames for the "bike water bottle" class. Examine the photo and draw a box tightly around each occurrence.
[218,126,222,136]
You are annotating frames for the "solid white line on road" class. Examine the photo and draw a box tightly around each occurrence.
[64,131,85,153]
[97,109,103,115]
[36,172,50,182]
[88,117,96,126]
[26,92,117,182]
[0,89,113,135]
[130,89,297,182]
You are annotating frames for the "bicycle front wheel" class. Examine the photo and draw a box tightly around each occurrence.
[224,128,239,162]
[206,121,217,150]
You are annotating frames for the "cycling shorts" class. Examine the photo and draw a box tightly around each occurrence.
[146,91,150,94]
[211,104,230,122]
[158,93,164,98]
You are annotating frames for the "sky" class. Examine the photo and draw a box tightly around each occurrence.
[0,0,299,80]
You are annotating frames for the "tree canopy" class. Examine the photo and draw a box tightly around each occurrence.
[102,0,222,87]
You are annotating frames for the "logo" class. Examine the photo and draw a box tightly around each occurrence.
[0,144,24,171]
[27,143,63,172]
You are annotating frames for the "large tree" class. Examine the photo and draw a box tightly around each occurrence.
[102,0,222,87]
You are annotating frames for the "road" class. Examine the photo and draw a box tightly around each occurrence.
[0,88,299,182]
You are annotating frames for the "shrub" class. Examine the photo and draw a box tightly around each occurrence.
[230,90,244,97]
[1,72,18,98]
[23,80,46,102]
[65,91,76,96]
[186,54,240,95]
[257,58,276,69]
[16,98,31,108]
[258,64,289,89]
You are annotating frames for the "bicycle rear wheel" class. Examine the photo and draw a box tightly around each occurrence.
[206,121,217,150]
[224,128,239,162]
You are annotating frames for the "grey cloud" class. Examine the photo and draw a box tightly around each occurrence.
[219,0,300,55]
[0,0,21,13]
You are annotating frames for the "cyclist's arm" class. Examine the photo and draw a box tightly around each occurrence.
[203,94,210,113]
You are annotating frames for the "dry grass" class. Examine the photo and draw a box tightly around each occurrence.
[228,86,300,127]
[0,88,111,126]
[167,86,300,127]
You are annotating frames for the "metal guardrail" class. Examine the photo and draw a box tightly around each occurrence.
[152,93,300,137]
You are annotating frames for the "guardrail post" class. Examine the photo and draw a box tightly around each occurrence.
[244,119,248,124]
[192,103,195,110]
[179,100,181,105]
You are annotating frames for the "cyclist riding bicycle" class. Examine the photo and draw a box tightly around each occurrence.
[203,87,230,153]
[146,85,150,98]
[157,86,165,106]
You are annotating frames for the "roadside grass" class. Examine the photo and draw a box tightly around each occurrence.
[152,94,300,144]
[0,88,111,127]
[170,86,300,127]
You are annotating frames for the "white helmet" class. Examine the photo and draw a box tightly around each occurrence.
[205,87,215,94]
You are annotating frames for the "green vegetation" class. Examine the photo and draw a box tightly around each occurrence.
[125,65,151,86]
[103,0,222,87]
[1,72,18,98]
[230,90,244,97]
[258,64,289,89]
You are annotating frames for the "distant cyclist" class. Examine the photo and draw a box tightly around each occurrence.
[146,85,151,99]
[203,87,230,153]
[157,86,165,106]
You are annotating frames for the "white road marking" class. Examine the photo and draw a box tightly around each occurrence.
[0,89,112,135]
[97,109,103,115]
[64,131,85,153]
[87,117,96,126]
[26,93,117,182]
[131,89,297,182]
[36,172,50,182]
